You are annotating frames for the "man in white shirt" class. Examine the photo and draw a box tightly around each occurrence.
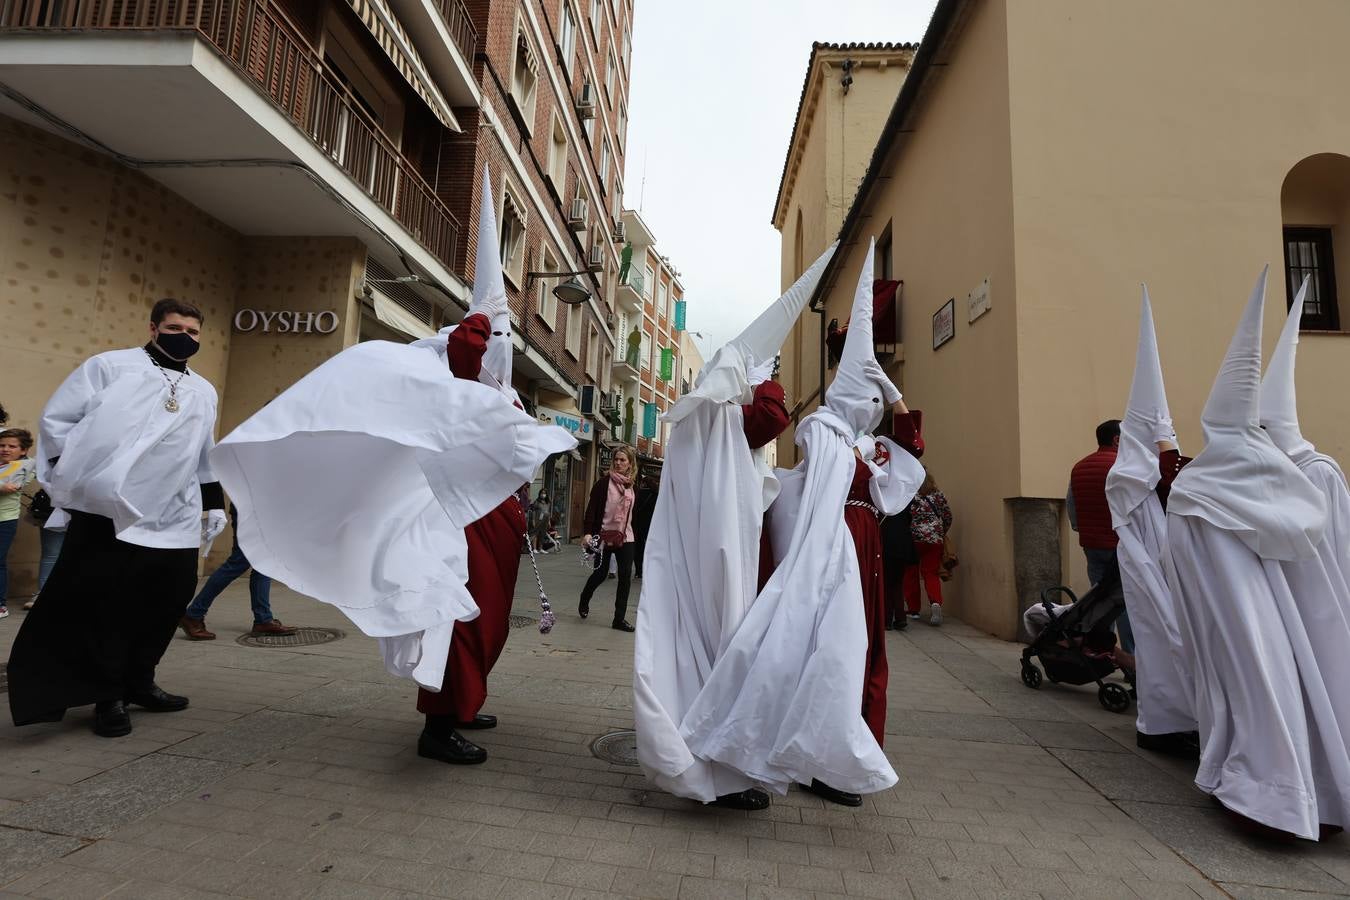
[7,299,227,738]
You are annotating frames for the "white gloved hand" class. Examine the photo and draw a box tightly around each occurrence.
[202,509,227,545]
[747,358,776,387]
[862,358,902,406]
[1150,412,1176,445]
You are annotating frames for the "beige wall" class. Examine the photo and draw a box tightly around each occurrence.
[1004,0,1350,498]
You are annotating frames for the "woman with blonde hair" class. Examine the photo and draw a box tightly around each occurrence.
[906,468,952,626]
[580,446,639,631]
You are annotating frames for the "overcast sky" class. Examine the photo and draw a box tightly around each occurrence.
[622,0,939,359]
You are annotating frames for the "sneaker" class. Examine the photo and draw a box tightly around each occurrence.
[907,613,921,620]
[22,598,35,611]
[929,604,943,627]
[0,606,8,619]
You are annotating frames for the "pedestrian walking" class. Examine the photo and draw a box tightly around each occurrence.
[179,504,297,640]
[906,470,952,626]
[579,445,639,631]
[1070,419,1132,650]
[7,298,227,737]
[0,428,37,619]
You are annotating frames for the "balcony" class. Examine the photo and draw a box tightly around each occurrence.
[387,0,480,106]
[617,268,644,314]
[611,354,639,386]
[0,0,465,284]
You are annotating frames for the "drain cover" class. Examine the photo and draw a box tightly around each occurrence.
[235,626,345,649]
[509,615,535,629]
[590,730,640,767]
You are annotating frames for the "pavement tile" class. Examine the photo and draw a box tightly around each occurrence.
[841,869,914,898]
[651,848,715,877]
[775,862,846,892]
[0,826,86,885]
[678,876,750,899]
[547,857,620,891]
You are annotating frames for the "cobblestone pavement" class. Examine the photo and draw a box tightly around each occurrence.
[0,549,1346,899]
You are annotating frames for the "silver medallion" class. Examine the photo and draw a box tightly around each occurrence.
[165,397,180,413]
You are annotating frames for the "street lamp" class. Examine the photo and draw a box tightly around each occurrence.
[526,269,593,305]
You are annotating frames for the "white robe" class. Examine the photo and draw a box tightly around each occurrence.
[678,409,920,796]
[633,397,768,802]
[1166,516,1321,839]
[1115,495,1196,736]
[39,348,217,549]
[211,339,575,690]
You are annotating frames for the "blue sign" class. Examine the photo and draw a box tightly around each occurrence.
[674,300,686,331]
[642,402,658,439]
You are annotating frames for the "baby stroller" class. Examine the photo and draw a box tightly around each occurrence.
[1019,560,1133,713]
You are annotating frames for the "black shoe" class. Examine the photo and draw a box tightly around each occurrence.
[126,684,189,712]
[93,700,132,738]
[579,599,590,619]
[455,714,497,730]
[709,788,770,811]
[799,779,862,807]
[1136,730,1201,760]
[612,620,635,632]
[417,728,487,765]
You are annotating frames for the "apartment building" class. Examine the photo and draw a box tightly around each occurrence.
[0,0,636,585]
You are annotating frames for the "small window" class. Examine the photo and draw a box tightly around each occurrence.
[559,4,577,75]
[656,280,667,319]
[565,304,583,358]
[547,114,568,192]
[510,28,539,131]
[1283,227,1340,331]
[876,226,893,281]
[639,330,651,371]
[599,138,611,186]
[589,0,601,34]
[583,115,594,144]
[643,265,655,299]
[606,49,617,99]
[616,103,627,149]
[622,26,630,67]
[537,244,558,328]
[499,181,528,287]
[586,325,600,379]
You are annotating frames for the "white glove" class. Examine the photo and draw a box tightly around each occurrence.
[1150,412,1176,445]
[202,509,227,545]
[747,358,776,386]
[862,358,902,406]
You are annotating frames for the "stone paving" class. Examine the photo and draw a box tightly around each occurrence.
[0,550,1346,899]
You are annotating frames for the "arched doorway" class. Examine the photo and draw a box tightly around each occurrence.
[1281,153,1350,331]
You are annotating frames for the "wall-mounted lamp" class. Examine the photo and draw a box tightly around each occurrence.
[526,269,593,305]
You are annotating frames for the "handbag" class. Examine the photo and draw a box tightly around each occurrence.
[26,488,54,524]
[599,529,627,548]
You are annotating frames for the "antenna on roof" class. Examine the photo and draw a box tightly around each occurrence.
[639,149,648,212]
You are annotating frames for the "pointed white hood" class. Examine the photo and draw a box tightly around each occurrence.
[1168,267,1326,560]
[823,238,901,439]
[1259,277,1316,465]
[467,166,513,399]
[666,242,837,423]
[1107,285,1174,526]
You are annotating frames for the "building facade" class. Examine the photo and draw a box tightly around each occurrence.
[776,0,1350,639]
[0,0,636,588]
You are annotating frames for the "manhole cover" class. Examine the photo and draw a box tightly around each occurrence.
[591,730,640,767]
[236,626,345,649]
[509,615,535,629]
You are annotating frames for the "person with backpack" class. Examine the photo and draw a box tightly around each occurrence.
[906,470,953,626]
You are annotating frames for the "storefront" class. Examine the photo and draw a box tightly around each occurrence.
[533,405,594,541]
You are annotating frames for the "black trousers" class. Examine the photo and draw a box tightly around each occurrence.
[580,541,635,623]
[7,512,197,726]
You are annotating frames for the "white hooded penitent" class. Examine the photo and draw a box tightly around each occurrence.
[1104,286,1196,737]
[463,165,515,403]
[633,242,837,803]
[1164,267,1328,839]
[211,167,575,691]
[678,238,920,797]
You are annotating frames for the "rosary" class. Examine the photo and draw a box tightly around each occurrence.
[145,349,189,413]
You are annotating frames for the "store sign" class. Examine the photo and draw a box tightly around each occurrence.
[674,300,686,331]
[642,402,658,439]
[233,309,340,334]
[538,405,594,442]
[660,347,674,381]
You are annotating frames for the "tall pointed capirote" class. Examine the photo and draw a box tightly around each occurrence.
[825,237,899,435]
[731,241,839,367]
[1200,265,1268,432]
[1126,286,1170,424]
[468,165,512,393]
[1259,277,1314,460]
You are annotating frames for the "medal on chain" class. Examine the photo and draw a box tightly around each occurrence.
[145,349,189,413]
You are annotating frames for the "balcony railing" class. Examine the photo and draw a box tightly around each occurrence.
[1,0,461,273]
[620,268,644,297]
[431,0,476,62]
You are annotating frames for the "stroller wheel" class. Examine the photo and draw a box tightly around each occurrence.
[1099,682,1131,714]
[1020,662,1043,690]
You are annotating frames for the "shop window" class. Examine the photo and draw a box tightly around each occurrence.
[1280,152,1350,331]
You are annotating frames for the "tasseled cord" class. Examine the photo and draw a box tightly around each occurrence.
[517,495,556,634]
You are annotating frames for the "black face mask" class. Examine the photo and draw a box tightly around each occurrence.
[154,330,200,361]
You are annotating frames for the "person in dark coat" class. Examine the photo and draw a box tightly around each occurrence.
[631,474,659,578]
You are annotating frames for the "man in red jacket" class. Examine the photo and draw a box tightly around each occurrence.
[1067,419,1132,651]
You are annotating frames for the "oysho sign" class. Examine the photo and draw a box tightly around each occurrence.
[233,309,340,334]
[537,405,593,442]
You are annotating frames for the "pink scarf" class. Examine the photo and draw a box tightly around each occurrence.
[603,472,635,541]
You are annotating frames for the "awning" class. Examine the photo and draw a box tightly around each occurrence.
[372,288,436,339]
[345,0,461,132]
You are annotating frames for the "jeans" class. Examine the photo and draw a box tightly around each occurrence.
[580,542,635,623]
[37,527,65,594]
[1084,546,1134,654]
[185,544,273,624]
[0,518,16,604]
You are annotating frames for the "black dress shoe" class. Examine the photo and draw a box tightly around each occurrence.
[417,728,487,765]
[1136,729,1201,760]
[455,714,497,730]
[93,700,132,738]
[126,684,189,712]
[709,788,770,811]
[612,620,635,632]
[579,599,590,619]
[800,779,862,807]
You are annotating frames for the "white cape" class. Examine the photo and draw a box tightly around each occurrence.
[678,408,920,795]
[211,339,575,690]
[633,387,768,801]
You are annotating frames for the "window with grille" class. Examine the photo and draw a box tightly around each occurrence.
[1283,227,1340,331]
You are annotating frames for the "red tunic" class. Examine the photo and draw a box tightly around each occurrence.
[741,382,791,591]
[417,314,525,720]
[845,456,888,747]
